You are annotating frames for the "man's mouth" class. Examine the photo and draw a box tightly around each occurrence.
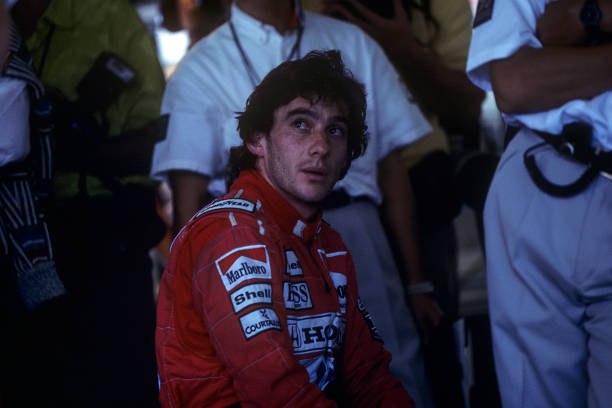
[302,166,328,179]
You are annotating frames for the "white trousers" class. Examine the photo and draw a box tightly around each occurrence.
[484,128,612,408]
[324,201,434,408]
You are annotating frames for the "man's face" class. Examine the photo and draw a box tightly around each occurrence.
[252,96,349,219]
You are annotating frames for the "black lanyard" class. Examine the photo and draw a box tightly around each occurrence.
[229,4,304,88]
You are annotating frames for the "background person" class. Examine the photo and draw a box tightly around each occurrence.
[467,0,612,406]
[11,0,166,404]
[0,2,67,405]
[320,1,496,406]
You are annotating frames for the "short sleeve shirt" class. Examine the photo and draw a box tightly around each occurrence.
[466,0,612,148]
[151,4,431,204]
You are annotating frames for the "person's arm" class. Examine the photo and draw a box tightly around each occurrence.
[168,170,212,234]
[491,0,612,114]
[490,43,612,114]
[322,0,484,135]
[537,0,612,45]
[378,150,442,340]
[179,218,336,407]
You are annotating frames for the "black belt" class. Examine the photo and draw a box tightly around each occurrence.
[520,123,612,197]
[320,189,372,210]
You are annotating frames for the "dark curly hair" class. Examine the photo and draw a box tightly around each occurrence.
[228,50,369,185]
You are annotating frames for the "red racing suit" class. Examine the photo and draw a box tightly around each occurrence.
[155,170,414,407]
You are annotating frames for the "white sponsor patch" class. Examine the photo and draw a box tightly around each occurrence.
[287,313,345,355]
[215,245,272,291]
[328,272,347,314]
[317,250,349,314]
[292,220,306,238]
[299,355,336,391]
[230,283,272,313]
[240,308,281,339]
[357,297,383,342]
[195,198,255,217]
[285,249,303,276]
[283,281,313,310]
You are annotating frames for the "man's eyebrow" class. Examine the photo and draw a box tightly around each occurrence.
[285,108,349,124]
[285,107,317,119]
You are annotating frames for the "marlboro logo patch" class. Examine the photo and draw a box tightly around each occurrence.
[216,245,272,291]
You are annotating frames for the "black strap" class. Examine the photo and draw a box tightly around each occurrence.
[522,123,607,198]
[523,142,599,198]
[229,3,304,87]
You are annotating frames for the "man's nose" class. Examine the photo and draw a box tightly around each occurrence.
[309,128,330,156]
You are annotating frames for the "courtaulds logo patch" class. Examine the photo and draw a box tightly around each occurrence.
[215,245,272,291]
[240,308,281,339]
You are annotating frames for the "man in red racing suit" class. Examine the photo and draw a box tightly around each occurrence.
[155,50,414,407]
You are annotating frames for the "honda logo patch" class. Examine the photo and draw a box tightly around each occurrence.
[287,313,345,355]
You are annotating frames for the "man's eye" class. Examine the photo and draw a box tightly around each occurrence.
[328,126,346,136]
[294,120,308,129]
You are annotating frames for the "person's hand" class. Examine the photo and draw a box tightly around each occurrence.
[536,0,584,45]
[320,0,416,60]
[408,292,443,344]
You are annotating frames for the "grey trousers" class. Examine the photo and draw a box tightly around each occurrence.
[485,128,612,408]
[324,201,434,408]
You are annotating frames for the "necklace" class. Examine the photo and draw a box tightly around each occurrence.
[229,3,304,87]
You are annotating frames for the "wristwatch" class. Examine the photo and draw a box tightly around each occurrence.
[580,0,605,44]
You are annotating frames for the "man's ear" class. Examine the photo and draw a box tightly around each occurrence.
[247,132,266,157]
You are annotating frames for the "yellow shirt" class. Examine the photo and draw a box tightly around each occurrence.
[401,0,473,168]
[26,0,165,197]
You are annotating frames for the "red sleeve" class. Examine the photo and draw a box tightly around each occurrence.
[186,218,337,407]
[336,253,415,407]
